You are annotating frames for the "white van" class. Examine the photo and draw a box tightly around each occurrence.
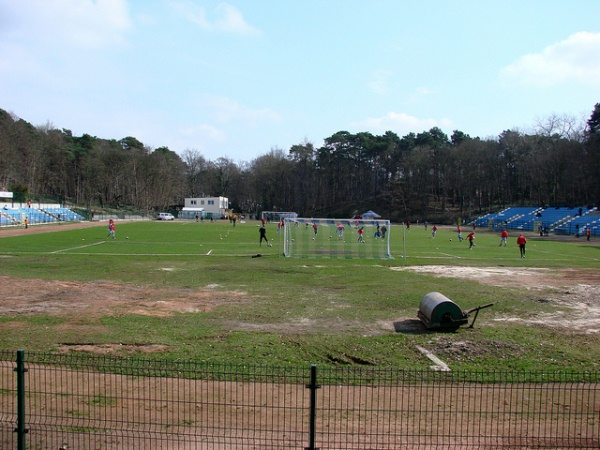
[156,212,175,221]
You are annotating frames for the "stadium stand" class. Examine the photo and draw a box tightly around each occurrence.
[472,206,599,236]
[0,206,83,227]
[553,208,599,236]
[474,207,540,230]
[44,207,84,222]
[0,215,15,226]
[0,209,25,224]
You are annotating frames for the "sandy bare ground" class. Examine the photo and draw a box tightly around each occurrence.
[392,265,600,334]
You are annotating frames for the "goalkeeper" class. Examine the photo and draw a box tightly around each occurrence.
[259,224,270,246]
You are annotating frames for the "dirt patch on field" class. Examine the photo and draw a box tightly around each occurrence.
[0,276,251,318]
[1,265,598,348]
[392,265,600,288]
[392,265,600,334]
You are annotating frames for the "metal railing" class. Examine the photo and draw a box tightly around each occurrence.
[1,350,599,449]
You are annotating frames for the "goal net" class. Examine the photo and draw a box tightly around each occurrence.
[283,218,393,259]
[261,211,298,222]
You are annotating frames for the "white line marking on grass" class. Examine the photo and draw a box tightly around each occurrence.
[439,252,461,258]
[39,252,256,257]
[533,248,599,261]
[51,241,105,254]
[409,255,581,262]
[410,255,463,260]
[415,345,451,372]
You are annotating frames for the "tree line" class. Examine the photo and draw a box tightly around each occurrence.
[1,104,599,222]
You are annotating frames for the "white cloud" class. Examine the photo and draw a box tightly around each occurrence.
[181,123,226,142]
[415,86,434,96]
[202,95,281,126]
[501,31,600,86]
[0,0,131,49]
[171,1,261,36]
[368,70,393,95]
[0,0,133,115]
[403,86,435,106]
[355,112,453,134]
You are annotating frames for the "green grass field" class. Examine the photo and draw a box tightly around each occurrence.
[0,220,599,371]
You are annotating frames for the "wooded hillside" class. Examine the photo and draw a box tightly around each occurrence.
[1,103,599,222]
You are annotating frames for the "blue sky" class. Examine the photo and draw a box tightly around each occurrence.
[1,1,599,162]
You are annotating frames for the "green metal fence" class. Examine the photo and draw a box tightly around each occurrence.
[1,350,599,449]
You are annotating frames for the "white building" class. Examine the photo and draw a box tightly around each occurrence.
[180,196,229,219]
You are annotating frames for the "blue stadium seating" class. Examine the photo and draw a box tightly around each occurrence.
[0,206,83,227]
[44,207,84,222]
[472,206,598,236]
[474,207,540,230]
[553,209,599,236]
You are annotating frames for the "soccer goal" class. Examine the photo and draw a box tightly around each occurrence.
[261,211,298,222]
[283,218,393,259]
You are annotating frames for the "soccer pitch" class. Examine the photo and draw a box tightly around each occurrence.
[0,220,599,371]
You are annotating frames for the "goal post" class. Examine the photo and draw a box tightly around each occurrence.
[283,218,393,259]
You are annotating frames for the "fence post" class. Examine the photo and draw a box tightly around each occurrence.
[14,349,28,450]
[305,364,320,450]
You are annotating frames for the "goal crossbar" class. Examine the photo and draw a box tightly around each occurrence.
[283,217,392,260]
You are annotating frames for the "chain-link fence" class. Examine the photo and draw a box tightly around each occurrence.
[1,351,599,449]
